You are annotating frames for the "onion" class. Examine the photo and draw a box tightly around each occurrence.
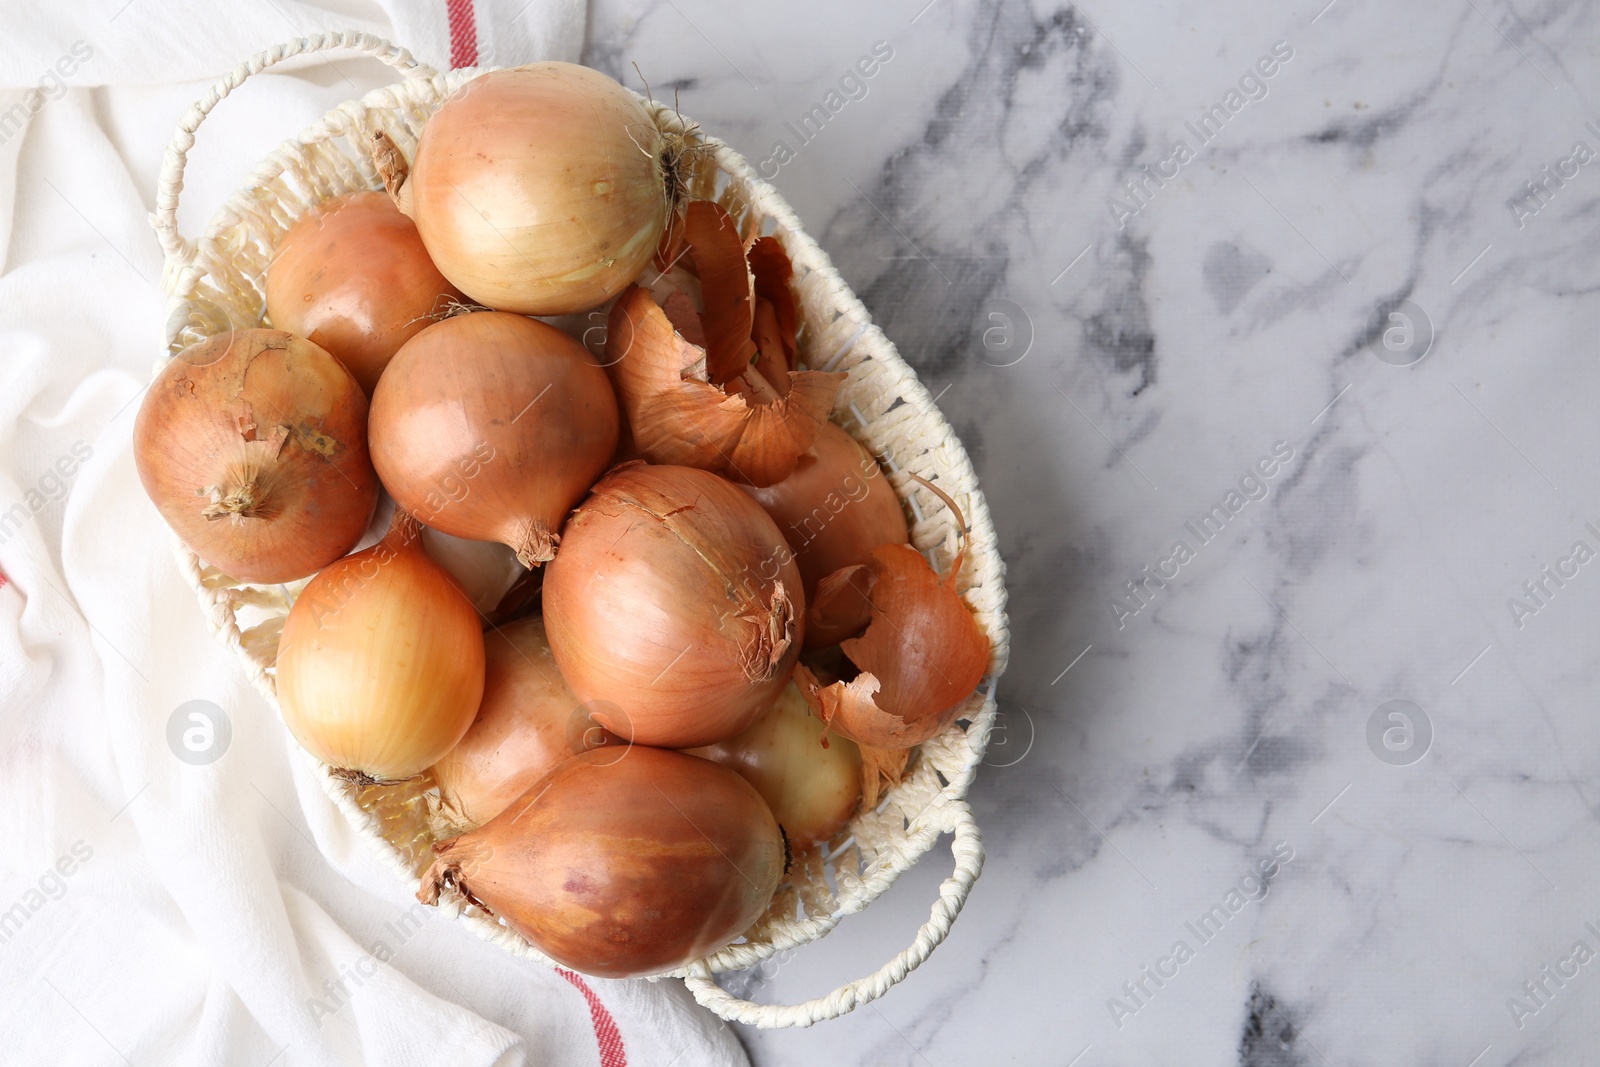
[795,481,990,749]
[375,63,686,315]
[431,616,620,833]
[368,311,619,567]
[265,191,463,395]
[133,329,377,584]
[603,202,843,488]
[276,511,485,782]
[418,746,786,978]
[742,421,910,620]
[543,463,804,747]
[689,681,861,848]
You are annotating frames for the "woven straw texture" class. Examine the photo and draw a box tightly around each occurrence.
[152,32,1010,1028]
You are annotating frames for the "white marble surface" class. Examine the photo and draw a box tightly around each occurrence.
[585,0,1600,1063]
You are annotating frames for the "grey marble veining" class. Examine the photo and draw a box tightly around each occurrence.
[585,0,1600,1063]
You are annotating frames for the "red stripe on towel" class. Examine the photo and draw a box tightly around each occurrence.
[556,968,628,1067]
[445,0,479,68]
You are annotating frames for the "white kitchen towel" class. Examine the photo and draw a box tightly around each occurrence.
[0,2,751,1065]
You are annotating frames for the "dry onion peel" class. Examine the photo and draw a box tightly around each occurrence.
[748,237,798,355]
[857,743,911,811]
[683,199,757,384]
[750,299,789,394]
[806,562,876,649]
[794,480,990,749]
[748,235,799,378]
[605,285,841,487]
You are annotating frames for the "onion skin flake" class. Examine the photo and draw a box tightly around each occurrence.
[796,543,990,749]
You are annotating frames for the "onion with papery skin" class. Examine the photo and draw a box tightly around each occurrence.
[603,202,843,488]
[689,680,861,848]
[133,329,377,584]
[742,421,910,622]
[375,63,686,315]
[265,191,463,395]
[544,463,804,748]
[276,511,484,782]
[431,616,620,833]
[419,746,786,979]
[369,311,619,567]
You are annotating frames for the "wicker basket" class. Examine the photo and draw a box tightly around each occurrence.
[151,32,1009,1028]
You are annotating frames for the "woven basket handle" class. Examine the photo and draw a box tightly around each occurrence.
[151,31,438,276]
[683,800,984,1028]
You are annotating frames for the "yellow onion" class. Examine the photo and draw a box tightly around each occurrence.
[133,329,377,584]
[603,202,843,488]
[376,64,683,314]
[742,421,910,624]
[368,311,619,567]
[689,680,861,848]
[543,463,804,747]
[265,191,463,394]
[431,616,620,833]
[276,511,485,782]
[419,746,785,978]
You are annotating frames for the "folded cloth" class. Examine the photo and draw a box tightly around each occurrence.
[0,2,750,1064]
